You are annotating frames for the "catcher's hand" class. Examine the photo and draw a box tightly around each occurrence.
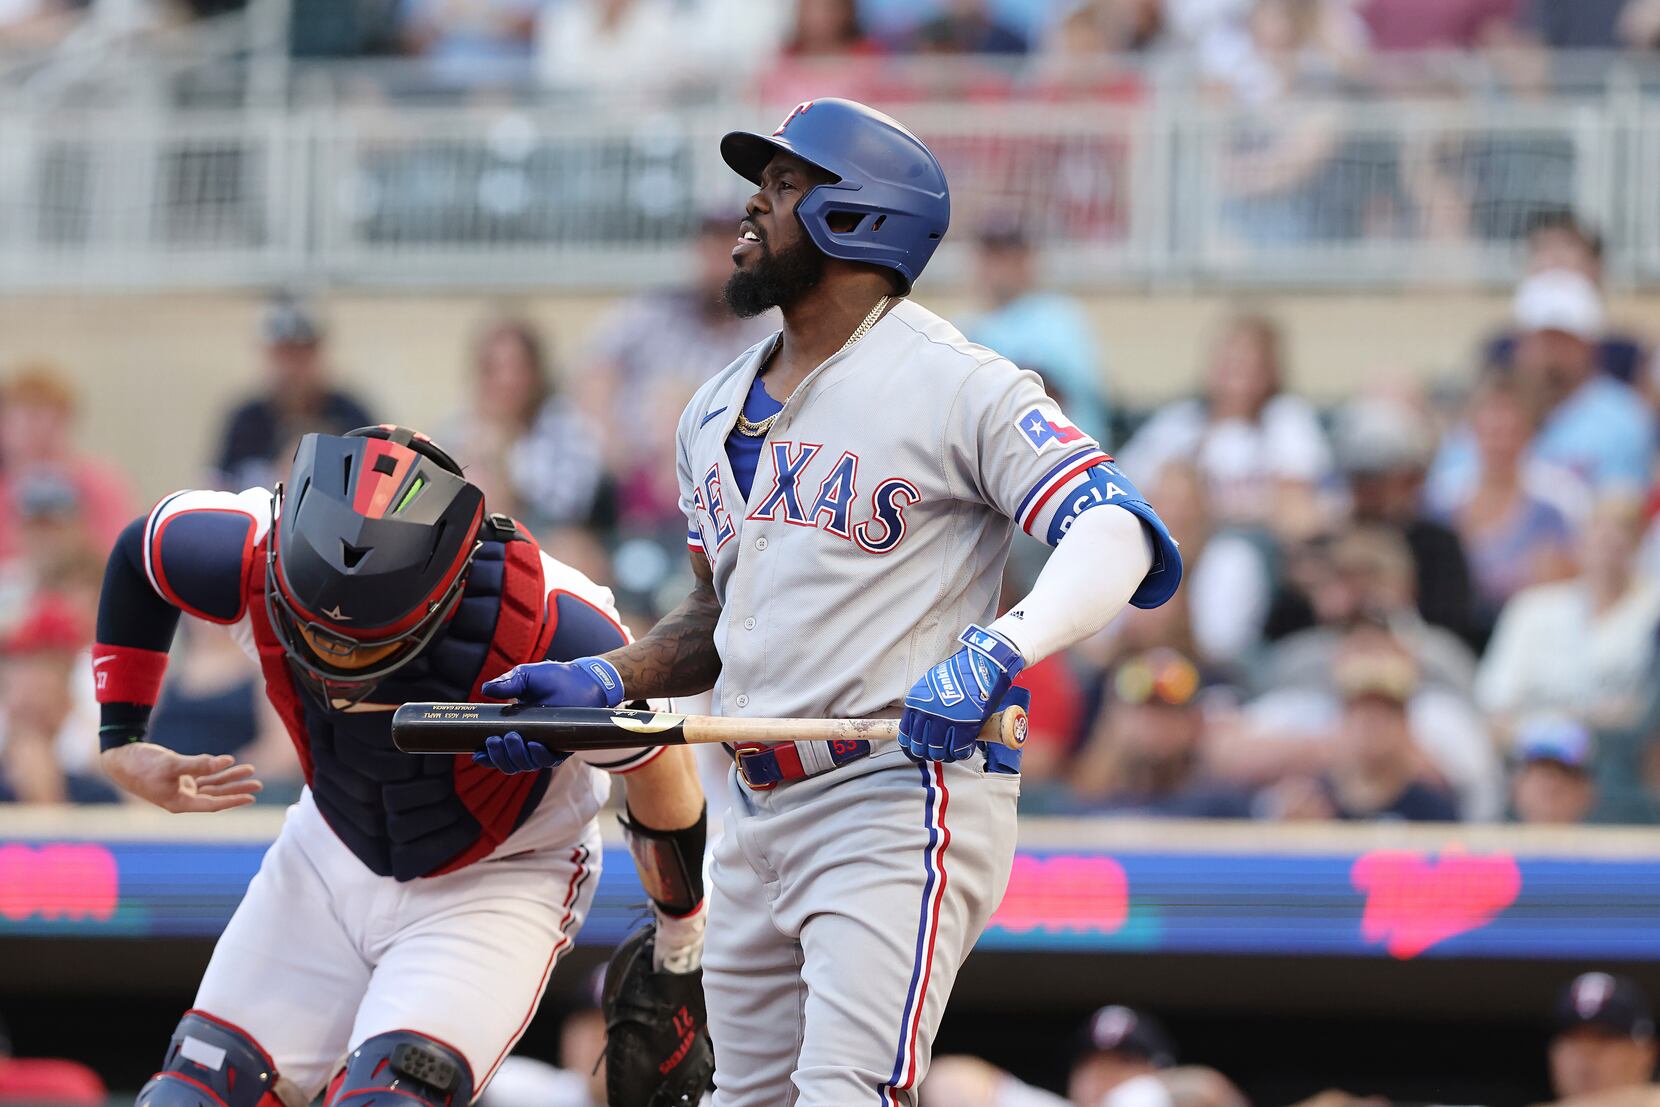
[100,744,262,813]
[602,926,713,1107]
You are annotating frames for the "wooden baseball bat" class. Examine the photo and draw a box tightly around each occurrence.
[391,702,1028,755]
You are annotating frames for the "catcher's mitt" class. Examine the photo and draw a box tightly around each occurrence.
[602,925,714,1107]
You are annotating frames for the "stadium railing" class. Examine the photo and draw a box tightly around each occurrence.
[0,56,1657,291]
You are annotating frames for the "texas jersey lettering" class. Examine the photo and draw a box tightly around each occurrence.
[678,300,1178,724]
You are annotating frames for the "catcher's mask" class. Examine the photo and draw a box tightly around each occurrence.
[265,424,500,708]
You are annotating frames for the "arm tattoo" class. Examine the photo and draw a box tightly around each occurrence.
[602,555,722,700]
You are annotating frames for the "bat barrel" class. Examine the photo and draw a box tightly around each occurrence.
[391,702,691,755]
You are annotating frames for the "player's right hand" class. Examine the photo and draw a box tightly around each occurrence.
[899,625,1025,762]
[473,657,626,774]
[100,743,263,813]
[473,731,571,774]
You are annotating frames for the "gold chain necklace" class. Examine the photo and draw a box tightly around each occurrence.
[735,295,891,437]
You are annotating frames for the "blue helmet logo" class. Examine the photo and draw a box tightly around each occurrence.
[772,99,816,136]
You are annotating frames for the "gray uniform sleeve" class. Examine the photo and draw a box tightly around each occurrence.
[677,402,705,556]
[948,358,1113,543]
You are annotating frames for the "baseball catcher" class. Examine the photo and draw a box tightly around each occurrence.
[96,426,709,1106]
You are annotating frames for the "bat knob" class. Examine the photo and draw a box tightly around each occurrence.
[985,705,1028,750]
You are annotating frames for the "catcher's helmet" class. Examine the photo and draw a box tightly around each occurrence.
[265,425,490,707]
[721,97,950,292]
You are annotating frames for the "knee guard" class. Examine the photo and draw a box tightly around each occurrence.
[137,1011,285,1107]
[325,1031,474,1107]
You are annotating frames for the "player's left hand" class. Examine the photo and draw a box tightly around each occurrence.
[899,625,1025,762]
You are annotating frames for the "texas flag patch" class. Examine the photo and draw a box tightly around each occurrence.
[1018,408,1086,454]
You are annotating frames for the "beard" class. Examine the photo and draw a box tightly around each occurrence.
[723,233,827,318]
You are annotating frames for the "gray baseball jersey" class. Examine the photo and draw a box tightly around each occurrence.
[678,298,1166,721]
[677,299,1173,1107]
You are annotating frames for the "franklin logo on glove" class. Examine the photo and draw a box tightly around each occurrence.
[933,663,964,706]
[899,624,1026,763]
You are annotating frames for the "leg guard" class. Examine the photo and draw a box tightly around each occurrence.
[325,1031,474,1107]
[618,803,706,918]
[137,1011,285,1107]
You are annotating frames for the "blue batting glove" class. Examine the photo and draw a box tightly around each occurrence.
[899,625,1026,762]
[480,657,626,708]
[472,657,626,774]
[472,731,571,773]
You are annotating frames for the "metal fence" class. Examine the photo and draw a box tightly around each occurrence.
[0,94,1653,292]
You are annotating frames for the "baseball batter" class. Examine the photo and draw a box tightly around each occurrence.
[477,99,1183,1106]
[93,426,710,1107]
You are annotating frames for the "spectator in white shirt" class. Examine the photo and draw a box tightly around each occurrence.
[1625,0,1660,47]
[1118,310,1334,531]
[538,0,683,91]
[1478,494,1660,741]
[1116,460,1273,671]
[537,0,786,92]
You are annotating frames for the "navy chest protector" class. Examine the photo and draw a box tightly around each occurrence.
[248,534,558,881]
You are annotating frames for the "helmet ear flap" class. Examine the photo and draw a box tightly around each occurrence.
[795,187,925,294]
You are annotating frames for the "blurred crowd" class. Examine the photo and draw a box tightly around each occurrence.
[467,969,1660,1107]
[3,207,1660,828]
[911,972,1660,1107]
[7,0,1660,87]
[1007,210,1660,827]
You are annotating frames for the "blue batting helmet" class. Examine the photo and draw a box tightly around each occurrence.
[721,98,950,293]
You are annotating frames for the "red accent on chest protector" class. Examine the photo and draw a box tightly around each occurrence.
[431,530,559,875]
[244,541,316,784]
